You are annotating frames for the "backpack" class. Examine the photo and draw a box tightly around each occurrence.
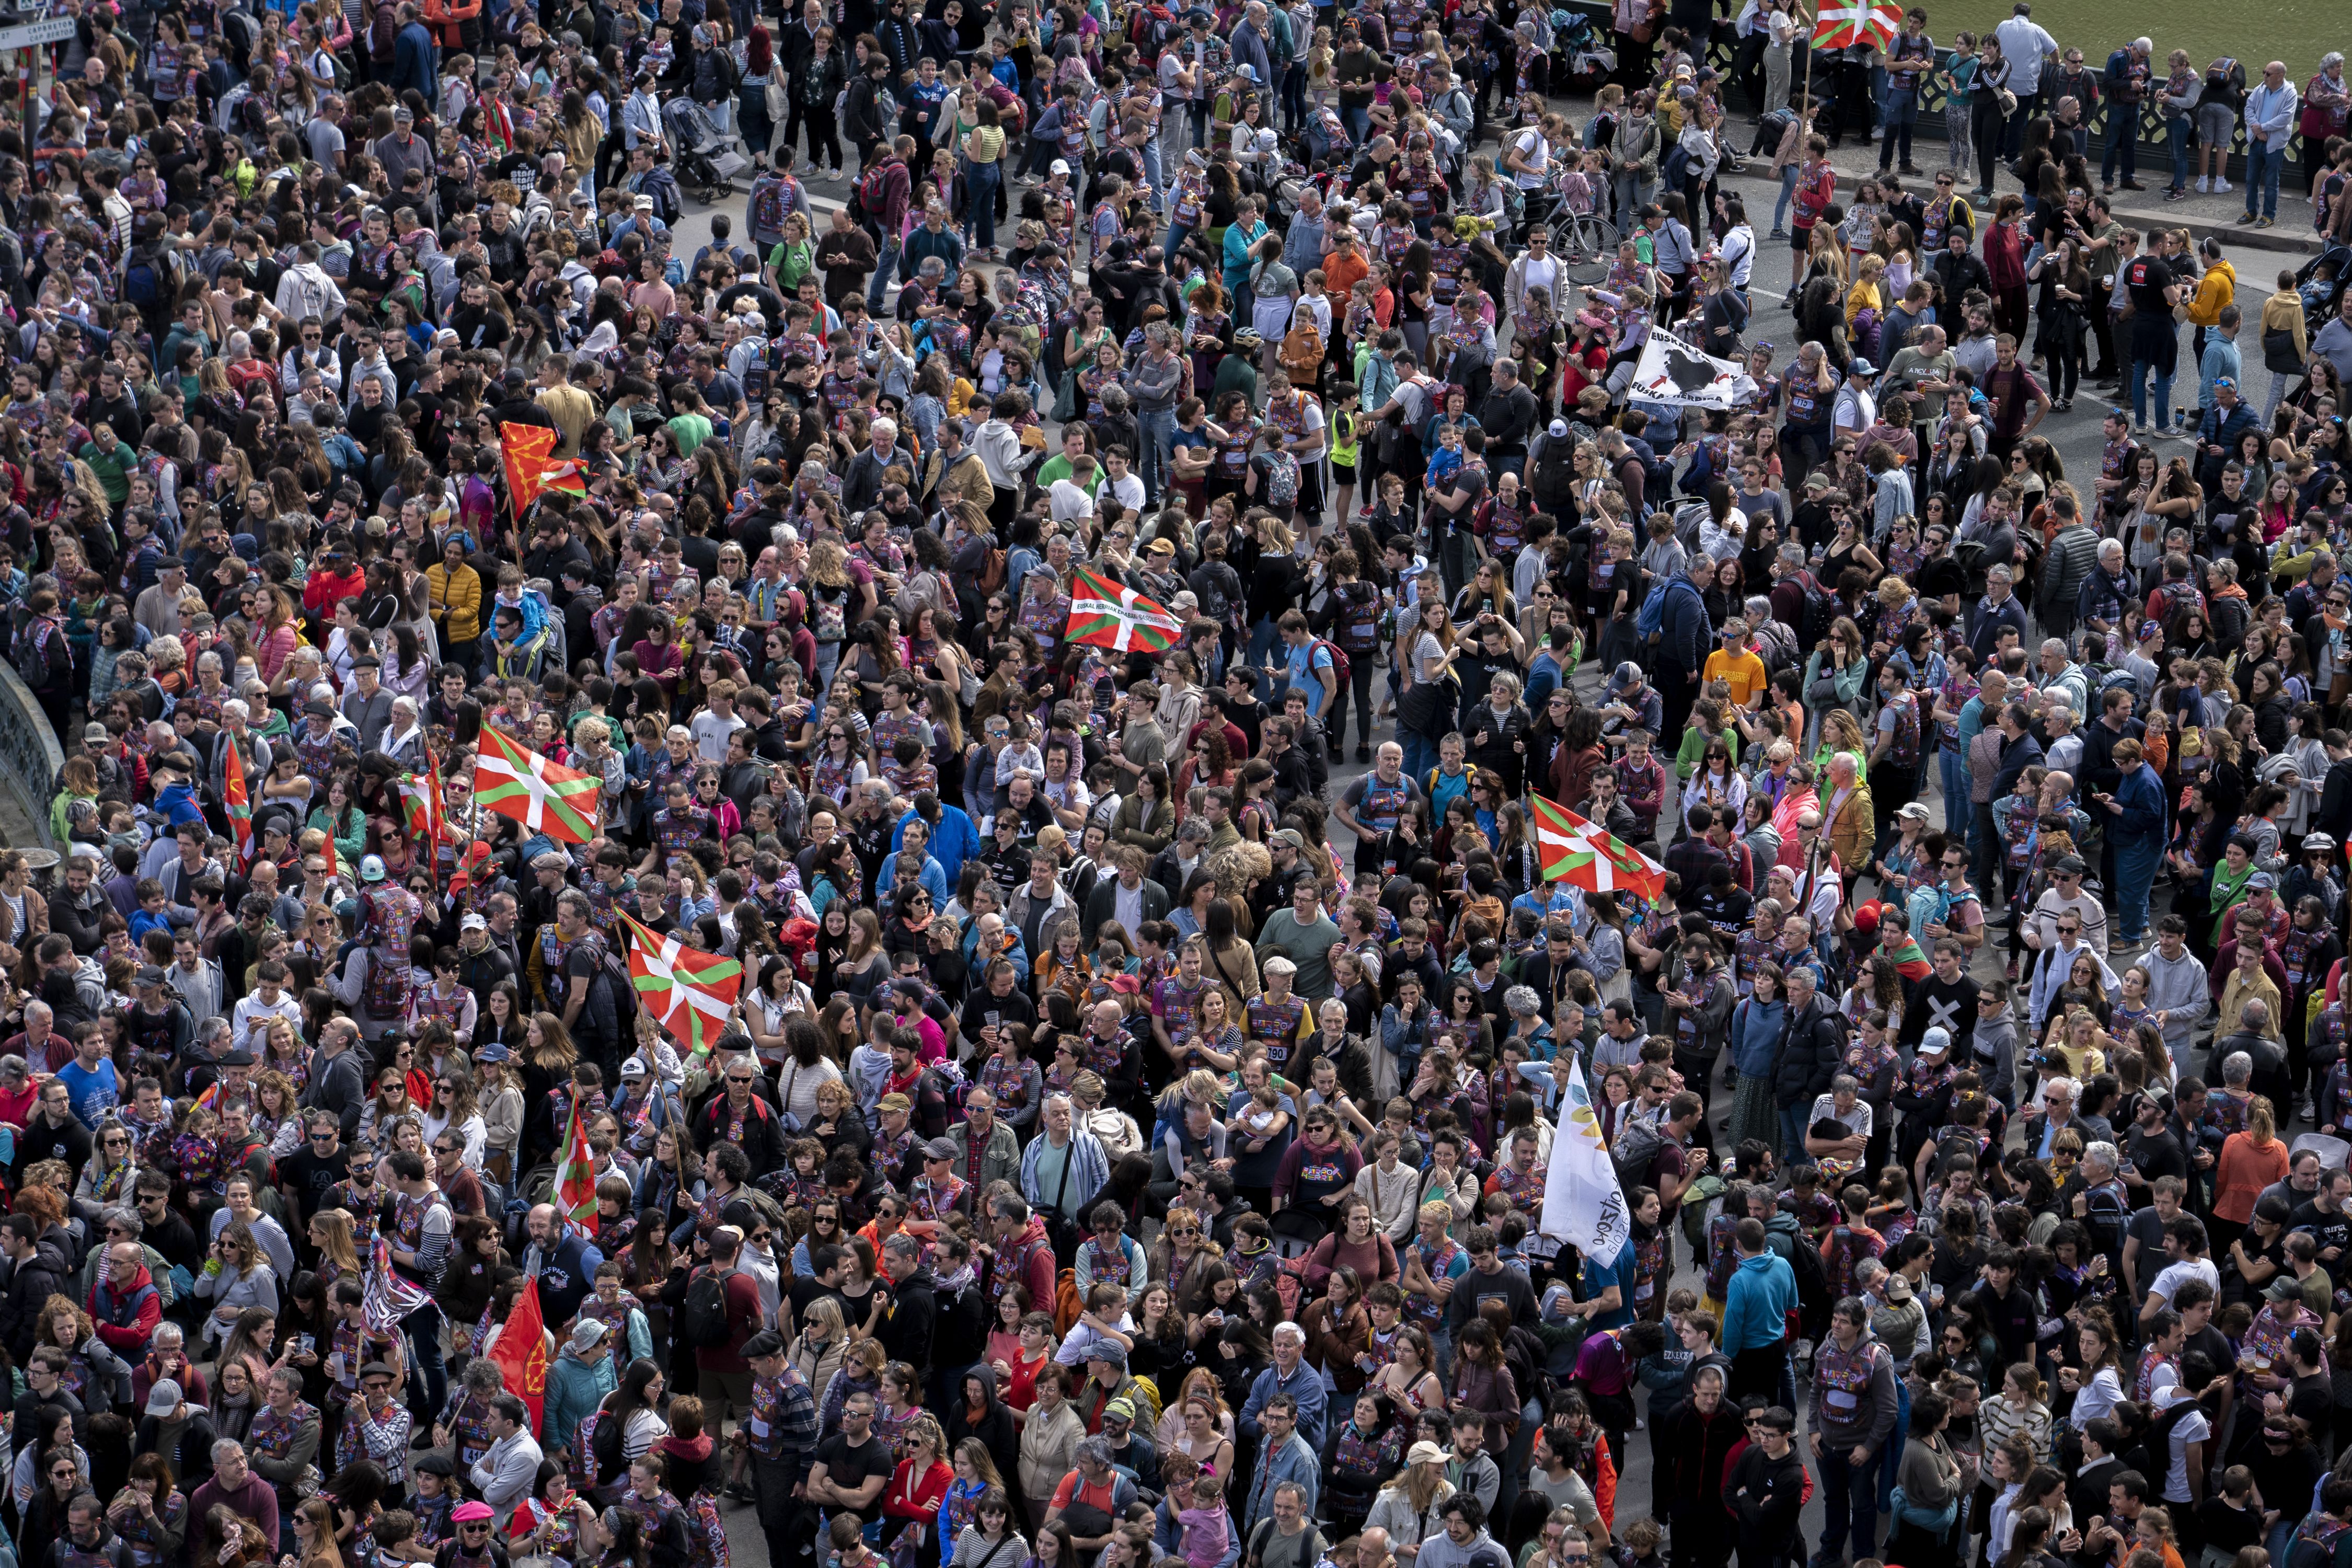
[1786,1220,1833,1339]
[1335,582,1383,655]
[855,160,894,223]
[14,614,67,689]
[1279,319,1324,380]
[124,248,164,308]
[677,1267,735,1349]
[1311,637,1351,689]
[1793,569,1841,648]
[1884,691,1921,769]
[1660,140,1692,191]
[751,178,789,238]
[585,1407,626,1489]
[642,169,681,227]
[1127,2,1175,64]
[1261,449,1300,508]
[1608,1115,1665,1200]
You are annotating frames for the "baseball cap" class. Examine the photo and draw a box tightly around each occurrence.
[925,1137,959,1161]
[83,723,108,743]
[144,1380,183,1415]
[1918,1027,1952,1057]
[620,1058,648,1079]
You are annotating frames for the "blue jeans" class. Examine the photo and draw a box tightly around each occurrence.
[868,234,899,312]
[964,160,1000,249]
[1163,222,1194,267]
[1779,1102,1812,1167]
[1876,1374,1911,1513]
[1401,730,1436,789]
[2246,138,2285,217]
[1247,614,1284,671]
[2128,355,2175,431]
[2115,835,2162,943]
[1138,406,1177,503]
[1939,748,1969,838]
[1142,138,1166,209]
[1817,1443,1879,1563]
[1342,104,1371,146]
[2165,114,2193,189]
[1772,164,1798,232]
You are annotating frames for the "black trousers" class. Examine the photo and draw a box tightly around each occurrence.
[1327,653,1378,747]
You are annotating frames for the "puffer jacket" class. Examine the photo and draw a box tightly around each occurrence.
[1773,996,1844,1110]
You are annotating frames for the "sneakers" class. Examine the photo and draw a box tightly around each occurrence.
[1768,227,1788,238]
[2215,177,2233,192]
[2196,176,2210,193]
[2256,215,2276,228]
[2164,187,2189,201]
[2236,211,2259,223]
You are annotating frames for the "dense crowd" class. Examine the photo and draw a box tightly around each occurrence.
[11,13,2352,1568]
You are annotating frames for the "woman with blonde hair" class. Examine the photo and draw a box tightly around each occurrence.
[289,1495,344,1568]
[307,1208,362,1291]
[1362,1435,1456,1564]
[790,1296,850,1414]
[1151,1367,1233,1456]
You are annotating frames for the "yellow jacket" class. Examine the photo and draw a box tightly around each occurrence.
[2262,289,2308,356]
[2187,258,2236,328]
[426,561,484,645]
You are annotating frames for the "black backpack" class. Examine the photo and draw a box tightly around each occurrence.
[14,612,67,689]
[1793,570,1841,648]
[1785,1220,1832,1340]
[677,1267,734,1349]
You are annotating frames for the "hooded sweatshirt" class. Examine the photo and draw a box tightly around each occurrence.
[2140,945,2211,1059]
[946,1364,1023,1492]
[1719,1249,1798,1358]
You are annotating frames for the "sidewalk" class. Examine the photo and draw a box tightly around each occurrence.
[1792,135,2332,259]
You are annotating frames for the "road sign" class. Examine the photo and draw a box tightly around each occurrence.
[0,18,75,49]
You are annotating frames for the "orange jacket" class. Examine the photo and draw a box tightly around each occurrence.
[421,0,478,48]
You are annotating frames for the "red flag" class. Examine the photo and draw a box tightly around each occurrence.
[554,1098,598,1238]
[488,1275,550,1436]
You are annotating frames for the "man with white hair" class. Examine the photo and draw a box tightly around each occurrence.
[2043,713,2082,779]
[2241,61,2299,227]
[1240,1322,1329,1451]
[2032,638,2090,719]
[2024,1076,2092,1158]
[1818,753,1875,883]
[840,417,906,513]
[1019,1094,1109,1261]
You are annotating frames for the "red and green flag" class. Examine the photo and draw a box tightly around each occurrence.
[619,909,744,1058]
[499,421,589,520]
[552,1097,599,1238]
[398,753,455,892]
[1531,795,1666,900]
[222,740,252,865]
[1813,0,1901,50]
[1065,564,1184,654]
[473,724,601,844]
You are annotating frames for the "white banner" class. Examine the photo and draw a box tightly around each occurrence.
[1629,328,1755,410]
[1539,1051,1632,1266]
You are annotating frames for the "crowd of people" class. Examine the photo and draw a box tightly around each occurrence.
[11,13,2352,1568]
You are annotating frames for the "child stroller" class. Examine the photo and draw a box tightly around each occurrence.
[661,97,751,202]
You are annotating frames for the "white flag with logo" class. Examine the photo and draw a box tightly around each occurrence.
[1629,328,1755,410]
[1539,1051,1632,1266]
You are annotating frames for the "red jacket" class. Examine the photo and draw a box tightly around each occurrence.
[88,1265,163,1353]
[691,1267,765,1374]
[303,565,365,618]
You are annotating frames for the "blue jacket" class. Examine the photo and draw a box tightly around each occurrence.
[1239,1362,1330,1454]
[894,804,980,884]
[390,20,438,104]
[1720,1249,1798,1356]
[541,1343,618,1447]
[1655,572,1712,674]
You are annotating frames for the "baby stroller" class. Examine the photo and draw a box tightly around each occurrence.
[661,97,751,203]
[1554,12,1615,91]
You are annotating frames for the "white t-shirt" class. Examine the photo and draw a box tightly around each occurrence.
[2159,1394,2210,1504]
[1808,1094,1874,1139]
[1508,126,1550,190]
[1048,478,1099,523]
[2148,1256,2221,1310]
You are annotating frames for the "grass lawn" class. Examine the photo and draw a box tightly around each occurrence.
[1919,1,2341,80]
